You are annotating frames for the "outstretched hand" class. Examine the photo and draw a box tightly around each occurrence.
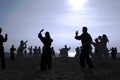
[75,31,78,36]
[5,34,8,38]
[40,29,44,33]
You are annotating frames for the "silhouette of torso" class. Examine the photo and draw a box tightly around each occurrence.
[75,33,92,47]
[0,34,7,48]
[41,37,53,47]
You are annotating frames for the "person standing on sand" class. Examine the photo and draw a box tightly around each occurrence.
[38,29,53,70]
[75,27,94,69]
[10,45,16,61]
[0,27,8,69]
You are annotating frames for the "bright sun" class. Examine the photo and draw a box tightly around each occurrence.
[69,0,87,11]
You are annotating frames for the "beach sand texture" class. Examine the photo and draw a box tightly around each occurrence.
[0,57,120,80]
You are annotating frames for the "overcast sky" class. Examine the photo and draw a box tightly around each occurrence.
[0,0,120,56]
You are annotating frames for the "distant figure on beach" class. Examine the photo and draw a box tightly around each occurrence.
[33,46,39,58]
[10,45,16,60]
[51,47,56,57]
[28,46,33,58]
[92,38,102,66]
[75,27,94,68]
[38,29,53,70]
[98,34,109,63]
[110,47,117,59]
[75,47,81,58]
[0,27,8,69]
[64,45,71,57]
[17,40,27,58]
[114,47,117,58]
[59,45,71,59]
[38,46,42,57]
[24,49,27,58]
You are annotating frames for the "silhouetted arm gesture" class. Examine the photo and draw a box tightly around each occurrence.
[40,29,44,33]
[38,29,44,37]
[75,30,82,40]
[3,33,8,42]
[75,31,78,36]
[38,29,45,42]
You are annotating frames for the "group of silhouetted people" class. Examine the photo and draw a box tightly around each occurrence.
[91,34,110,65]
[10,41,42,60]
[0,26,118,70]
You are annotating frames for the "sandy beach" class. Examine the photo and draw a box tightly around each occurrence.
[0,57,120,80]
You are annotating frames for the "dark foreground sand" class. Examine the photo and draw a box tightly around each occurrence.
[0,57,120,80]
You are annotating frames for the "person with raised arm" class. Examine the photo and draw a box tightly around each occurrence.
[0,27,8,69]
[75,27,94,69]
[10,45,16,61]
[38,29,53,70]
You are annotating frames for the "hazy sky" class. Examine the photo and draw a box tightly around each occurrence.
[0,0,120,56]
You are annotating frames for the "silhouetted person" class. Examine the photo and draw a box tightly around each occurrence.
[75,27,94,68]
[59,45,71,59]
[111,47,117,59]
[91,38,103,67]
[17,40,27,58]
[0,28,8,69]
[75,47,81,58]
[51,47,56,57]
[10,45,16,61]
[59,48,63,57]
[98,34,109,63]
[64,45,71,57]
[38,29,53,70]
[115,47,117,58]
[33,46,39,58]
[38,46,42,57]
[28,46,33,58]
[24,49,27,58]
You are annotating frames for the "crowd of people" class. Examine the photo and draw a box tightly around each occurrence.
[0,27,118,71]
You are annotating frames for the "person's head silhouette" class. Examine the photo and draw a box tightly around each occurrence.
[65,45,67,48]
[82,27,87,33]
[95,38,98,43]
[20,40,24,44]
[45,32,50,38]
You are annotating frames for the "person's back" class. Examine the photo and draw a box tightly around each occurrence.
[38,29,53,70]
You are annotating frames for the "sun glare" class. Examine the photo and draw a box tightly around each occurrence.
[68,52,76,57]
[69,0,87,11]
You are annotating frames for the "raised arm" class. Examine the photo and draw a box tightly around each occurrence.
[38,29,44,42]
[3,33,8,42]
[75,31,81,40]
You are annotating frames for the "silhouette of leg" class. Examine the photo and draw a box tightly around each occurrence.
[80,53,85,68]
[86,55,94,69]
[47,56,52,70]
[11,53,14,60]
[1,54,6,69]
[40,55,47,70]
